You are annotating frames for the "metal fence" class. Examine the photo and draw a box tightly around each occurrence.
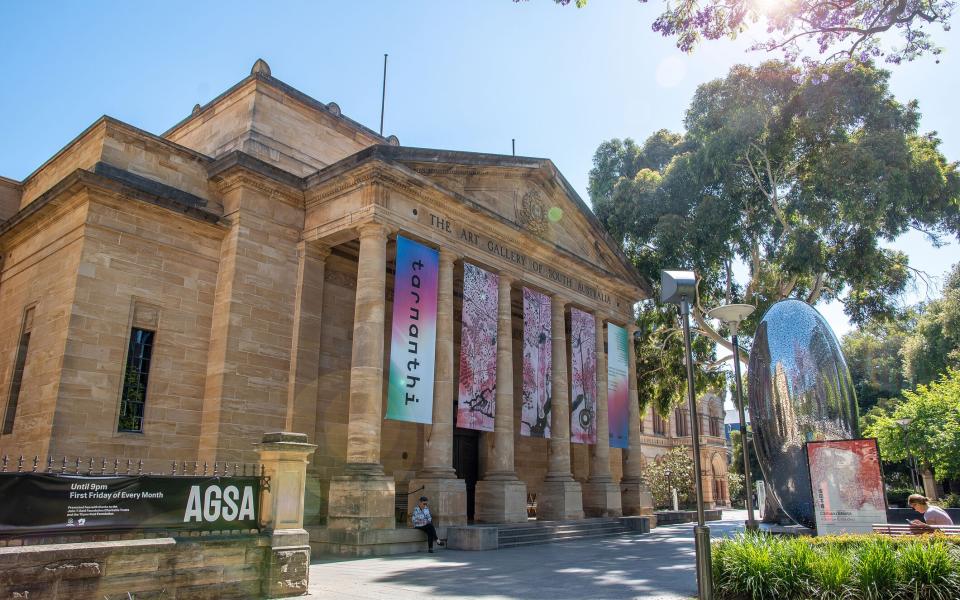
[0,453,264,478]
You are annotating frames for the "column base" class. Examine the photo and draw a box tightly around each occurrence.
[474,478,528,523]
[583,480,623,517]
[326,464,395,531]
[537,479,584,521]
[263,529,310,598]
[408,476,467,537]
[621,478,654,517]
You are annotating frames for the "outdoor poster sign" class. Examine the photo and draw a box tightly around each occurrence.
[570,307,597,444]
[456,263,499,431]
[386,235,439,424]
[521,287,552,438]
[806,438,888,534]
[607,323,630,449]
[0,473,260,535]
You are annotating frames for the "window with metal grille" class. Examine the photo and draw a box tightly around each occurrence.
[652,408,666,436]
[118,328,155,432]
[675,408,688,437]
[2,307,34,435]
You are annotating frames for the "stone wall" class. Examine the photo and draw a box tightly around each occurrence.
[0,534,273,599]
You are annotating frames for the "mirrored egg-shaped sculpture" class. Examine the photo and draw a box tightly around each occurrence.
[748,299,859,528]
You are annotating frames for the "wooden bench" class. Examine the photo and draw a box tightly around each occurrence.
[872,523,960,536]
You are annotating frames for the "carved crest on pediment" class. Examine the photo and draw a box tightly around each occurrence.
[515,189,548,236]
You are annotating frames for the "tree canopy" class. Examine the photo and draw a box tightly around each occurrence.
[591,61,960,373]
[902,264,960,384]
[532,0,955,67]
[865,369,960,480]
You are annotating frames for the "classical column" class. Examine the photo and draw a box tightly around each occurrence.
[583,315,622,517]
[409,249,466,533]
[537,295,584,521]
[622,323,654,517]
[327,222,395,531]
[475,273,528,523]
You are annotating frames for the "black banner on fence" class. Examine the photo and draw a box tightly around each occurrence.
[0,473,260,535]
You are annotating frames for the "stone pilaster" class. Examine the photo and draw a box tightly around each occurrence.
[475,273,528,523]
[409,249,466,535]
[583,315,622,517]
[285,242,330,521]
[258,432,317,598]
[622,324,653,516]
[537,295,583,521]
[327,222,395,531]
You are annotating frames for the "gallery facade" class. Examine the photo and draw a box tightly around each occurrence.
[0,60,728,552]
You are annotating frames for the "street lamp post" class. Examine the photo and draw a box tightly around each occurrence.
[661,270,713,600]
[706,303,757,530]
[896,418,920,492]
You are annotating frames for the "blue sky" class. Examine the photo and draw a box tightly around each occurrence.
[1,1,958,337]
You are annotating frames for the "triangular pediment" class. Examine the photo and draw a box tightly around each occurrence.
[378,147,649,296]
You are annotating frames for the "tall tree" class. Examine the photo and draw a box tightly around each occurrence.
[531,0,955,67]
[842,312,913,417]
[591,61,960,370]
[902,263,960,385]
[865,370,960,481]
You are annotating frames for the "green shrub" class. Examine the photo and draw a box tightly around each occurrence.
[713,533,960,600]
[938,493,960,508]
[887,487,918,507]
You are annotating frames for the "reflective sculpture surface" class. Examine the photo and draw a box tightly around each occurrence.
[748,299,859,528]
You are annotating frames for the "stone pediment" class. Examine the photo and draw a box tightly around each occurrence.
[386,148,649,297]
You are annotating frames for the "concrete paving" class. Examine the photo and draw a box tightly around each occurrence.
[301,510,748,600]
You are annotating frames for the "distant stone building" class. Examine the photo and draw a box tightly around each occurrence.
[0,60,727,553]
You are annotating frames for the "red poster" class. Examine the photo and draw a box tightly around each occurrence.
[806,438,887,534]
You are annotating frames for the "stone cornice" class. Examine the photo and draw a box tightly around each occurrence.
[0,166,223,248]
[207,153,304,207]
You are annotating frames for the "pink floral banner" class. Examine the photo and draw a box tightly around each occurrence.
[521,288,552,438]
[570,307,597,444]
[456,263,498,431]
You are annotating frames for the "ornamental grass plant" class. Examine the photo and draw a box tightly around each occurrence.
[712,532,960,600]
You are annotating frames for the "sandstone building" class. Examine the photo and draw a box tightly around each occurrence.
[0,60,727,553]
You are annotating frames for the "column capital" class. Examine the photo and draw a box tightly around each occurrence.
[299,240,331,261]
[437,247,459,265]
[356,221,392,241]
[498,271,515,288]
[552,294,570,307]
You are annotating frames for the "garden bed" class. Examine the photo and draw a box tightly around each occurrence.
[712,532,960,599]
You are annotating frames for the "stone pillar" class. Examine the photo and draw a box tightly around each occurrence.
[285,242,330,522]
[537,295,584,521]
[409,249,466,534]
[475,273,528,523]
[622,324,653,516]
[327,222,395,531]
[583,315,622,517]
[258,432,317,598]
[922,468,939,500]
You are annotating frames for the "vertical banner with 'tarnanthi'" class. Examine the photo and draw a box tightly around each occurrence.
[456,263,498,431]
[570,307,597,444]
[607,323,630,449]
[521,288,552,438]
[386,236,438,424]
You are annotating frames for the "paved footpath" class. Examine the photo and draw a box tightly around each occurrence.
[300,510,747,600]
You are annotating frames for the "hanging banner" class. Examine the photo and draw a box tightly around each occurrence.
[807,438,888,535]
[607,323,630,449]
[386,236,439,424]
[456,263,499,431]
[0,473,260,535]
[521,288,552,438]
[570,307,597,444]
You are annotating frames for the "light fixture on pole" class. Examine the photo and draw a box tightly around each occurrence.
[706,303,757,530]
[895,418,920,492]
[661,270,713,600]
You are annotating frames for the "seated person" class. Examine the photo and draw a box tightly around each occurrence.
[412,496,443,553]
[907,494,954,530]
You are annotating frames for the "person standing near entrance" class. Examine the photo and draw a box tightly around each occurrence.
[412,496,442,552]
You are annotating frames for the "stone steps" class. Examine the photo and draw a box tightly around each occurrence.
[497,518,634,549]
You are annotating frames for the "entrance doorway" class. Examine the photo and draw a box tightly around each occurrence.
[453,428,480,521]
